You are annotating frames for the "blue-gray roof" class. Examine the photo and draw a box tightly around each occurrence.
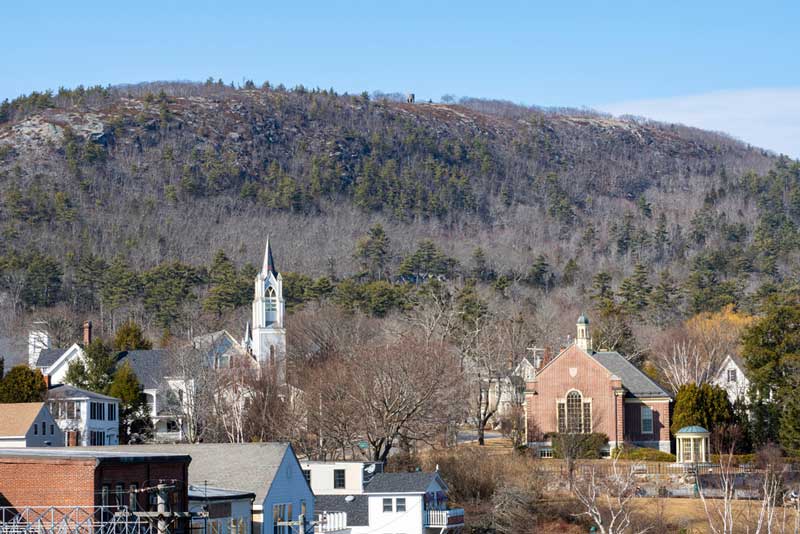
[590,351,671,399]
[677,425,709,434]
[315,495,368,527]
[36,348,68,368]
[188,485,256,502]
[88,443,294,503]
[363,472,442,494]
[116,350,169,389]
[577,314,589,325]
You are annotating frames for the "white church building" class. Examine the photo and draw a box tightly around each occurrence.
[26,238,289,442]
[242,239,287,379]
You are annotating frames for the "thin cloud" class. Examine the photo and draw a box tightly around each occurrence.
[599,88,800,160]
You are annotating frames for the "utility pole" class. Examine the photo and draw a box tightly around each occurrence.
[156,483,170,534]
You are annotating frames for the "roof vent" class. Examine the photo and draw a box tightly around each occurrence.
[345,495,355,502]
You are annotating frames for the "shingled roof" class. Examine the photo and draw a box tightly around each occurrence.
[315,495,369,526]
[89,443,295,503]
[0,403,46,437]
[590,351,671,398]
[363,472,445,494]
[115,350,169,389]
[35,348,68,368]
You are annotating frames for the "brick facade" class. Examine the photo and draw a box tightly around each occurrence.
[0,451,189,514]
[525,344,672,453]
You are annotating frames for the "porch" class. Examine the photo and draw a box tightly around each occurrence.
[315,511,349,534]
[424,508,465,531]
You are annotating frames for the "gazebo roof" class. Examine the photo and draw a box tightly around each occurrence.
[676,425,709,435]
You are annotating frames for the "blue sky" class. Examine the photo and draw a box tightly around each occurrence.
[3,1,799,157]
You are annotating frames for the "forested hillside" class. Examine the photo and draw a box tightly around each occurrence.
[0,80,798,360]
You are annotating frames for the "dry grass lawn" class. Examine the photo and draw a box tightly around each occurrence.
[631,497,800,533]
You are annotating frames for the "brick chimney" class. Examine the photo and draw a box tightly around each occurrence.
[82,320,93,346]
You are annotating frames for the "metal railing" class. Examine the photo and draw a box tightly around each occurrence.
[423,509,464,528]
[0,506,157,534]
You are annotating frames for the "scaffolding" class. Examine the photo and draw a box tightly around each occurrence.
[0,506,157,534]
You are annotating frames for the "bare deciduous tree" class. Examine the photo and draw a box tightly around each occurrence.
[572,456,650,534]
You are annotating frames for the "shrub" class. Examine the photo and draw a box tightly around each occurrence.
[550,432,609,459]
[614,445,676,462]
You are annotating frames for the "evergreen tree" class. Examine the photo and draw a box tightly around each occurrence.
[112,321,153,351]
[526,255,550,290]
[653,213,669,258]
[670,383,733,435]
[65,339,116,393]
[0,365,46,403]
[649,270,681,325]
[354,224,390,280]
[561,258,579,287]
[456,281,488,332]
[101,256,140,325]
[399,241,456,282]
[471,247,494,281]
[590,272,615,311]
[21,253,62,308]
[203,250,240,316]
[74,253,109,312]
[618,264,651,316]
[107,362,150,443]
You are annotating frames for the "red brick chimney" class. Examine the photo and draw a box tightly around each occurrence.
[82,320,92,346]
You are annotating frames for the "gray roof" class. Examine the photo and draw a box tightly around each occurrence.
[116,350,169,389]
[36,348,68,368]
[591,351,671,398]
[188,485,256,501]
[363,472,442,494]
[88,443,294,502]
[0,447,190,463]
[315,495,368,527]
[47,384,120,402]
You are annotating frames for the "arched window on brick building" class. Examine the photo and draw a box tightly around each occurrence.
[557,390,592,433]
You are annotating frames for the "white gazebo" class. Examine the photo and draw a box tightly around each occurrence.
[676,425,711,465]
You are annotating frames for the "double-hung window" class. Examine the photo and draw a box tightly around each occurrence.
[382,498,392,512]
[641,405,654,434]
[333,469,345,489]
[395,498,406,512]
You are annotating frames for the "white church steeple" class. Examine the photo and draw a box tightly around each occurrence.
[576,313,592,352]
[251,238,286,377]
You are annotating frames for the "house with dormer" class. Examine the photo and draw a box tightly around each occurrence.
[25,239,290,443]
[525,315,673,456]
[711,354,750,405]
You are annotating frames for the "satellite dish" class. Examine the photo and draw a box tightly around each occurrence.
[345,495,355,502]
[365,464,376,474]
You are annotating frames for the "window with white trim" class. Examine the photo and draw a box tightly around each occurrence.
[727,369,737,383]
[539,448,554,458]
[382,498,392,512]
[641,405,653,434]
[396,498,406,512]
[557,391,591,433]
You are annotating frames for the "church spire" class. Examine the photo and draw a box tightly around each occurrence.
[263,237,278,277]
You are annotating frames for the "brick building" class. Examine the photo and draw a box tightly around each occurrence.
[0,448,190,515]
[525,315,672,455]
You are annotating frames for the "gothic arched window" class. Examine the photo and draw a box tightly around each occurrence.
[265,286,278,325]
